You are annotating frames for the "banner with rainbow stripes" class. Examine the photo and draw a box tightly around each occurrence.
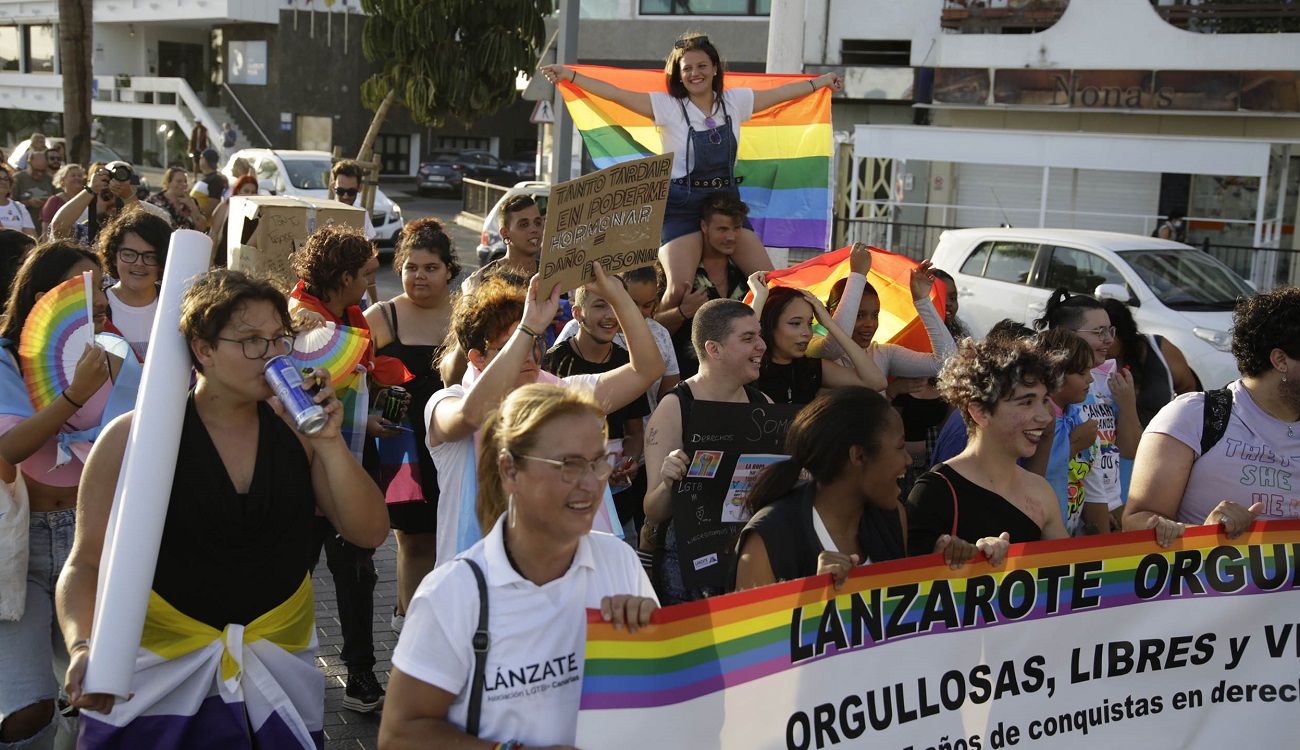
[557,65,832,250]
[577,523,1300,748]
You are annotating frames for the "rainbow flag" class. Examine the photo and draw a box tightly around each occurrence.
[558,65,832,250]
[578,523,1300,713]
[762,245,946,353]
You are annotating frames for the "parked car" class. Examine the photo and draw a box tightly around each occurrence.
[221,148,404,244]
[506,151,537,182]
[928,228,1254,389]
[476,182,550,267]
[416,150,517,195]
[7,137,164,199]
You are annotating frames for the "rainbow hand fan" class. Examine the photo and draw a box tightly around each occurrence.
[290,322,371,388]
[18,271,95,410]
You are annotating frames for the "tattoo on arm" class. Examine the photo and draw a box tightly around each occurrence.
[647,427,658,445]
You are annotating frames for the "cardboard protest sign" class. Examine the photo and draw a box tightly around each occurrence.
[672,400,800,590]
[227,195,365,293]
[539,153,671,293]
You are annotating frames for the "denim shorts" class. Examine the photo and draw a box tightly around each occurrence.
[0,508,75,729]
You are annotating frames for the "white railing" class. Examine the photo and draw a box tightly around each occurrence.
[0,72,228,161]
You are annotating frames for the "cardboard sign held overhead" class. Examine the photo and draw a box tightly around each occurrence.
[227,195,365,293]
[538,153,671,294]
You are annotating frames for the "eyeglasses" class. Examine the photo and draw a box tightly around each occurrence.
[118,249,160,266]
[217,334,295,359]
[1074,326,1117,341]
[511,452,618,484]
[674,35,709,49]
[334,187,359,198]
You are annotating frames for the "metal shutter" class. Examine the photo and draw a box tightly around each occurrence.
[955,164,1158,234]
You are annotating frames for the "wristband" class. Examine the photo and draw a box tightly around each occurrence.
[678,307,690,323]
[69,638,91,655]
[809,79,817,93]
[62,390,85,409]
[516,323,541,339]
[570,70,577,83]
[83,186,96,197]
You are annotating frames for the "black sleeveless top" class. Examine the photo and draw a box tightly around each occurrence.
[1134,334,1174,427]
[904,463,1043,557]
[670,380,767,446]
[754,356,822,405]
[152,395,318,629]
[735,481,905,586]
[376,301,444,501]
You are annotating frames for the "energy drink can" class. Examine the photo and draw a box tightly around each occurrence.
[379,386,411,424]
[264,356,327,435]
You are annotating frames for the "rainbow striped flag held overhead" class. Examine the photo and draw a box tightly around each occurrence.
[761,245,946,353]
[558,65,833,250]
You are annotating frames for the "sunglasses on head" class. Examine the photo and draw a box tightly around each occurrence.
[334,187,360,198]
[674,35,709,49]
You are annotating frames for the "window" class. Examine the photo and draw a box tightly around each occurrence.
[640,0,770,16]
[959,242,993,276]
[840,40,911,66]
[982,242,1038,284]
[1043,246,1124,295]
[24,24,55,74]
[283,159,332,190]
[0,27,19,71]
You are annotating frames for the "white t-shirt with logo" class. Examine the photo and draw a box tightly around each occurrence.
[1080,360,1123,510]
[1146,379,1300,524]
[393,515,657,746]
[649,88,755,179]
[0,199,34,232]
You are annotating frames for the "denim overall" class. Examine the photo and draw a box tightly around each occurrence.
[661,95,753,243]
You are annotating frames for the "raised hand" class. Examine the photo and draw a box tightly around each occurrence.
[849,242,872,276]
[910,259,938,302]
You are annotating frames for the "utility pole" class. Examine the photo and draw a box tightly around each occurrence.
[553,0,580,182]
[765,0,806,74]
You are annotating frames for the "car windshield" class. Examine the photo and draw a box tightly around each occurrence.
[281,159,332,190]
[1118,249,1254,311]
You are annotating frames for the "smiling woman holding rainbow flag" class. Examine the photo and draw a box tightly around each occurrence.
[540,32,841,311]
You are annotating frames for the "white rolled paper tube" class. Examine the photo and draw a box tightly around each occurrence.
[83,229,212,699]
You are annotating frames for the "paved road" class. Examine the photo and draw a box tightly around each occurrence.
[315,186,476,749]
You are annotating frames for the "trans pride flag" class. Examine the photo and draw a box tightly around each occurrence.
[557,65,833,250]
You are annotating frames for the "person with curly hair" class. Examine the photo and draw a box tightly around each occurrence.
[98,207,173,360]
[287,223,392,713]
[361,218,459,633]
[1124,287,1300,546]
[905,337,1068,557]
[426,267,663,569]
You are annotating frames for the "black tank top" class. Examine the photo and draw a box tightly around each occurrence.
[904,463,1043,557]
[376,301,444,500]
[754,356,822,405]
[152,394,317,629]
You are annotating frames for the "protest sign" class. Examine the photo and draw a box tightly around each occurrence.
[577,522,1300,749]
[539,153,671,293]
[672,400,800,591]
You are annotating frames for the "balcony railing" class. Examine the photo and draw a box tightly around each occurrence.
[940,0,1070,34]
[1150,1,1300,33]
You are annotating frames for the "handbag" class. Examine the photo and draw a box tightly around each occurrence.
[0,472,31,621]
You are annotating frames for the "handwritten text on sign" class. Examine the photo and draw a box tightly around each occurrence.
[539,154,671,293]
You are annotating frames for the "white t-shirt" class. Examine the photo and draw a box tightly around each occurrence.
[1145,379,1300,524]
[649,88,755,179]
[393,516,657,746]
[1080,360,1123,511]
[0,199,34,232]
[426,372,606,567]
[555,318,680,413]
[106,287,159,360]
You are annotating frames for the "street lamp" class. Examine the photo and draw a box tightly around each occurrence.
[157,122,173,167]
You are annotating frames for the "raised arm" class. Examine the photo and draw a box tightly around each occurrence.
[50,181,96,240]
[428,276,560,445]
[590,263,666,412]
[752,72,842,114]
[806,291,886,391]
[540,64,654,119]
[57,413,132,714]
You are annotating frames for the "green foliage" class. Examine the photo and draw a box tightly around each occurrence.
[359,0,550,127]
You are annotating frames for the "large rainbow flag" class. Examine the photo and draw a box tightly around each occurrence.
[762,244,947,353]
[576,522,1300,747]
[557,65,832,250]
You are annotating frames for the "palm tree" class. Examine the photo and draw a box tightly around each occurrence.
[58,0,94,165]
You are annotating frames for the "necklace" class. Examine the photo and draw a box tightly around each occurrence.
[572,335,611,364]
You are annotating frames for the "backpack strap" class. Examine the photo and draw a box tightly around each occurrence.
[1200,388,1233,457]
[462,558,490,737]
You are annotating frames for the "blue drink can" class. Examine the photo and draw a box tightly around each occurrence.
[264,356,328,435]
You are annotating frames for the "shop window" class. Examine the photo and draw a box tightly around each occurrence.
[640,0,770,16]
